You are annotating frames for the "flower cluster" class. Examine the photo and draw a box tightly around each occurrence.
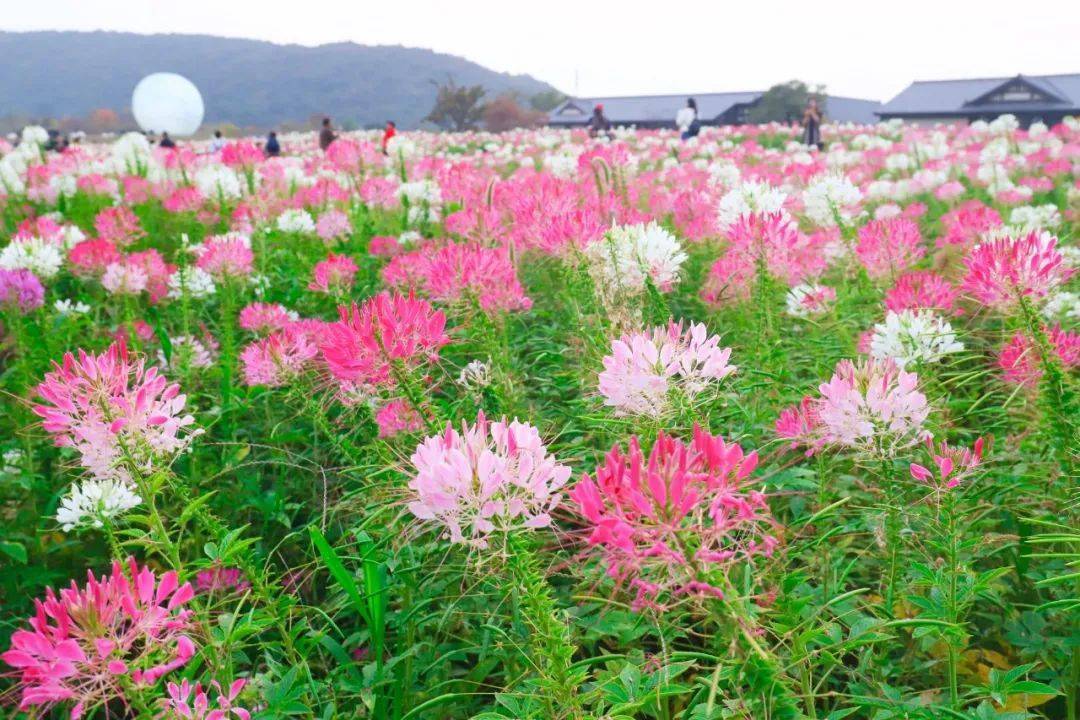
[34,342,200,484]
[869,310,964,369]
[962,231,1073,312]
[2,559,196,718]
[571,427,778,610]
[319,292,449,387]
[598,322,737,417]
[406,413,571,547]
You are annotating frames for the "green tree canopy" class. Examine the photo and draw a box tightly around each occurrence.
[425,79,487,131]
[746,80,826,124]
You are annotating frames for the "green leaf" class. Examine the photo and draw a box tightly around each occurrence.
[0,541,27,564]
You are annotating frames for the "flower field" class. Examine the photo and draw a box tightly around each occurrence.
[0,116,1078,719]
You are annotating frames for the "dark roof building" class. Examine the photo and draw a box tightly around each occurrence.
[877,74,1080,127]
[548,92,881,128]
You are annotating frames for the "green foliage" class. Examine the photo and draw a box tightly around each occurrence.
[425,79,487,131]
[746,79,827,124]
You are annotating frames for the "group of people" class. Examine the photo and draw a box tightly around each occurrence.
[588,95,825,149]
[318,116,398,154]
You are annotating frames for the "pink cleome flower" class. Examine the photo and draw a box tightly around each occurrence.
[884,271,960,315]
[406,412,570,547]
[308,253,359,294]
[34,341,199,484]
[997,326,1080,386]
[196,237,254,279]
[69,238,122,277]
[238,302,294,334]
[162,678,250,720]
[239,326,319,387]
[938,200,1002,249]
[1,559,196,719]
[315,210,353,243]
[319,292,448,387]
[94,206,145,248]
[855,217,926,281]
[375,398,424,438]
[383,242,531,313]
[961,231,1073,312]
[910,436,989,489]
[598,322,737,417]
[570,427,779,611]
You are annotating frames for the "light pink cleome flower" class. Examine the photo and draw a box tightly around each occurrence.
[406,412,570,547]
[598,322,736,417]
[34,342,199,483]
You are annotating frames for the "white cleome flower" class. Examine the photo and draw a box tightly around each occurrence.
[54,298,91,315]
[1043,290,1080,322]
[276,208,317,234]
[870,310,964,369]
[0,237,65,278]
[802,174,862,227]
[585,221,687,294]
[457,359,492,390]
[167,266,217,299]
[717,180,788,229]
[56,478,142,532]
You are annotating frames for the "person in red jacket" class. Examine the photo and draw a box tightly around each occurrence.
[381,121,397,155]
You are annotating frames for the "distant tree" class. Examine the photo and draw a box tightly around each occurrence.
[746,80,826,124]
[483,94,547,133]
[425,79,487,131]
[86,108,120,133]
[529,90,567,113]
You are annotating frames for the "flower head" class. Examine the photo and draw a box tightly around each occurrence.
[855,217,925,281]
[962,231,1073,312]
[909,436,988,490]
[2,559,196,718]
[56,478,142,532]
[0,268,45,312]
[34,342,200,484]
[319,292,448,387]
[869,310,964,369]
[407,413,570,547]
[570,427,777,610]
[309,253,359,294]
[598,322,736,417]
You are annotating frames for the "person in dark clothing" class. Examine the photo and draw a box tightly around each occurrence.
[802,98,823,150]
[318,117,336,151]
[381,121,396,155]
[588,104,612,139]
[677,98,700,140]
[159,132,176,149]
[264,131,281,157]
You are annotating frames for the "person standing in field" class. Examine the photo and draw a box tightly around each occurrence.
[319,117,336,151]
[676,98,700,140]
[588,104,612,139]
[209,130,226,152]
[159,132,176,149]
[265,131,281,157]
[382,121,397,155]
[802,98,823,150]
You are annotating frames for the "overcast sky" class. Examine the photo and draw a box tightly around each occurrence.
[4,0,1079,101]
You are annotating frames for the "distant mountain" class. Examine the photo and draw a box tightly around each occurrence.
[0,30,559,129]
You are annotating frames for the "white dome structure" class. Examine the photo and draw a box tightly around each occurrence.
[131,73,205,137]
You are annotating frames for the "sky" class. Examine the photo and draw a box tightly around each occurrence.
[4,0,1080,101]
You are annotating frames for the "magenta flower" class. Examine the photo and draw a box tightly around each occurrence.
[938,200,1002,249]
[884,271,959,315]
[909,436,988,490]
[570,427,778,611]
[1,559,196,718]
[239,326,318,387]
[774,396,824,455]
[0,268,45,312]
[961,231,1073,312]
[162,678,250,720]
[34,342,199,483]
[196,237,254,279]
[308,253,359,294]
[319,292,448,387]
[195,566,251,595]
[855,217,926,281]
[406,412,571,547]
[69,238,122,277]
[997,326,1080,386]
